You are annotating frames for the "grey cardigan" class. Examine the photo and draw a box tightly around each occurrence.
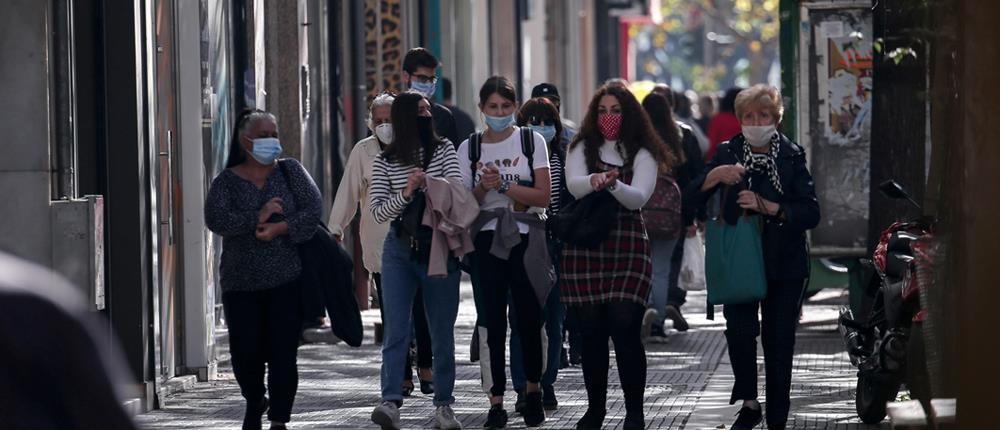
[468,209,554,306]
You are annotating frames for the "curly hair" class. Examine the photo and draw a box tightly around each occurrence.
[570,84,676,174]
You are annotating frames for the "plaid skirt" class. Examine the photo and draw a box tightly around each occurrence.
[560,209,652,306]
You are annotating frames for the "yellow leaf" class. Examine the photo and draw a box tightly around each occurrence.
[751,41,762,52]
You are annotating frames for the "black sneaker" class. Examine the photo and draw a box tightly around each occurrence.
[732,405,763,430]
[514,389,527,415]
[569,347,582,366]
[484,405,508,429]
[665,305,690,332]
[522,391,545,427]
[243,396,268,430]
[542,385,558,411]
[575,408,605,430]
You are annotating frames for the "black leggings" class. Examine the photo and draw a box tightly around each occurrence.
[373,274,433,380]
[473,231,545,397]
[223,281,303,423]
[576,301,646,418]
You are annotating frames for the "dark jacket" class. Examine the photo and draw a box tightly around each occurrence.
[686,133,820,281]
[432,103,459,147]
[675,122,706,225]
[447,103,477,143]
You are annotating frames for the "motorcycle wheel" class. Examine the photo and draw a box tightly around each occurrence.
[856,371,901,424]
[906,322,932,405]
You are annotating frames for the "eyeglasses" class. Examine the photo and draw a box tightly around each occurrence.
[410,73,438,84]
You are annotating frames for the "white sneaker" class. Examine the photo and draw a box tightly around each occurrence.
[371,401,401,430]
[435,405,463,429]
[641,308,659,341]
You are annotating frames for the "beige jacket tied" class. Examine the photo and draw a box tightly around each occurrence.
[328,136,390,273]
[422,176,478,277]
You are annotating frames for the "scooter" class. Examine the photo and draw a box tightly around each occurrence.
[838,180,933,424]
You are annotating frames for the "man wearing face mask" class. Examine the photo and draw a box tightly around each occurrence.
[402,48,459,147]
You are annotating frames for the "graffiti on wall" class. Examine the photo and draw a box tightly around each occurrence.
[364,0,404,102]
[806,7,873,251]
[825,26,873,146]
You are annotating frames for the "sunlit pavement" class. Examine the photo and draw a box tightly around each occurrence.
[136,283,880,429]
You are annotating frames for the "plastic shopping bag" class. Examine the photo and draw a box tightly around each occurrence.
[679,231,706,291]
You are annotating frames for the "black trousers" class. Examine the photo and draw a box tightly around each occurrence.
[223,281,303,423]
[576,301,647,419]
[373,273,433,381]
[723,279,806,429]
[667,236,687,308]
[473,231,545,397]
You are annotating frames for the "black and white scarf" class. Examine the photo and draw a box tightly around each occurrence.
[742,134,783,195]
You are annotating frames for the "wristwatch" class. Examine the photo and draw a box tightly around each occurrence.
[498,180,512,194]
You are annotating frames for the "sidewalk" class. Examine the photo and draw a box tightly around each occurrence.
[136,284,880,429]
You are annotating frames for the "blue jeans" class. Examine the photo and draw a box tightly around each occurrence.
[648,238,678,329]
[510,284,564,390]
[380,230,461,406]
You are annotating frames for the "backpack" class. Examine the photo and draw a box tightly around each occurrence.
[468,127,535,184]
[643,173,683,240]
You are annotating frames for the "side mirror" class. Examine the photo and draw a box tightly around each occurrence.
[878,180,921,210]
[878,180,909,200]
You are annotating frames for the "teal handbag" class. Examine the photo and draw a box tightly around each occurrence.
[705,187,768,305]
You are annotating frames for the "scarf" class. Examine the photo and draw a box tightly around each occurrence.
[741,134,783,195]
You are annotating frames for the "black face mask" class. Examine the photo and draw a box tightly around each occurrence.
[416,115,435,144]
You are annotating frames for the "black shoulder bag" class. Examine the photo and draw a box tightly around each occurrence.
[392,144,437,263]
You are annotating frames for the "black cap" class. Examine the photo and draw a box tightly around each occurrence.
[531,83,560,101]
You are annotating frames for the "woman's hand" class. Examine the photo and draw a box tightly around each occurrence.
[479,164,501,191]
[737,190,779,215]
[708,164,746,188]
[590,170,620,191]
[255,221,288,242]
[258,197,284,224]
[403,168,426,199]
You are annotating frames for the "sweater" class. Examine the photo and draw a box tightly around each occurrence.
[327,136,391,273]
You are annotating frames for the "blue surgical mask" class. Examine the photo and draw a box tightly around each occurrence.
[529,124,557,143]
[249,137,282,164]
[410,80,437,98]
[484,113,515,132]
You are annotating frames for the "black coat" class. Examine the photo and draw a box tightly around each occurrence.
[686,133,820,281]
[675,122,706,226]
[298,223,364,347]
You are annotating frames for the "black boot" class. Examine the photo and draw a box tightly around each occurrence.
[243,397,268,430]
[522,390,545,427]
[575,408,605,430]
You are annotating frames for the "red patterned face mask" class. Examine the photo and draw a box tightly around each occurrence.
[598,113,622,141]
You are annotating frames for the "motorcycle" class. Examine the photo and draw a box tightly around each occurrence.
[838,180,934,424]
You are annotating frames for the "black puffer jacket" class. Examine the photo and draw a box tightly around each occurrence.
[686,133,820,281]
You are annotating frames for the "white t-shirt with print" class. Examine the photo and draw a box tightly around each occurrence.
[457,126,550,233]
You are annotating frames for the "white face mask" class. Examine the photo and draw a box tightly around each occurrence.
[374,123,393,144]
[743,125,776,147]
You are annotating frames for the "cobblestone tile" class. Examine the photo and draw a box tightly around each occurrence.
[136,285,879,429]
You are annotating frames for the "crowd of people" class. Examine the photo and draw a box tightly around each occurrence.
[205,46,819,430]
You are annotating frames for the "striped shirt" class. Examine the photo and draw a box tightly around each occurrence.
[369,142,463,224]
[549,151,563,214]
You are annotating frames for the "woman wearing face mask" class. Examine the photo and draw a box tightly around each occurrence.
[457,76,551,429]
[561,85,675,430]
[369,92,464,430]
[205,109,322,430]
[688,84,820,430]
[327,93,434,397]
[508,96,567,413]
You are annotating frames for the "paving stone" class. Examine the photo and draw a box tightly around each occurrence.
[136,285,881,429]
